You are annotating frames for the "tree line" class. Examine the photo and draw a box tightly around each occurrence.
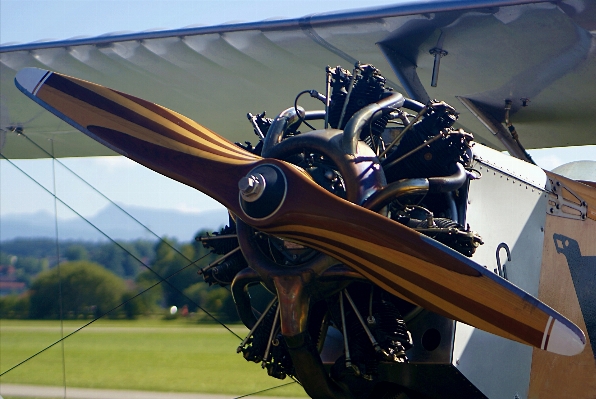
[1,238,155,282]
[0,232,244,322]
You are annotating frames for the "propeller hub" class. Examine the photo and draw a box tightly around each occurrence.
[239,164,287,221]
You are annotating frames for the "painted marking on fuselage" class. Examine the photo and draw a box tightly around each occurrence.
[553,234,596,358]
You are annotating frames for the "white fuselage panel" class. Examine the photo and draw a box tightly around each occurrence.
[454,143,548,399]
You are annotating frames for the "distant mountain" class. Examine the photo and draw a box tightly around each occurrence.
[0,205,229,242]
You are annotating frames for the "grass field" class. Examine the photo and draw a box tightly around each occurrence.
[0,318,307,397]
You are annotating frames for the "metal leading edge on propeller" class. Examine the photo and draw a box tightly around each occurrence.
[15,67,586,357]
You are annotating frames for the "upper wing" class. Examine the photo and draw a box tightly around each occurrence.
[2,0,595,158]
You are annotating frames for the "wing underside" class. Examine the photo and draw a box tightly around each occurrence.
[1,0,595,159]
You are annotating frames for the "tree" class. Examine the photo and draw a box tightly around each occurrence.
[183,282,240,322]
[89,240,153,278]
[29,261,127,319]
[133,271,162,315]
[64,244,89,261]
[148,238,207,308]
[0,294,30,319]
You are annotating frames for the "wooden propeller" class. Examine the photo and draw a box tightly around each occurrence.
[15,67,586,356]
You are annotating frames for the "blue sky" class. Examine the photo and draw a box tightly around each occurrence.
[1,0,594,219]
[0,0,396,45]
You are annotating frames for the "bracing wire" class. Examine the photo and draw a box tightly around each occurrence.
[50,140,67,399]
[234,381,298,398]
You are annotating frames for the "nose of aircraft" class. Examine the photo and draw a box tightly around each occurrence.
[14,66,586,357]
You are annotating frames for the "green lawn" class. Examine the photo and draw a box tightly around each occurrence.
[0,318,307,397]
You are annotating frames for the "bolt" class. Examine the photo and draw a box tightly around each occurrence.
[239,174,265,202]
[238,175,256,193]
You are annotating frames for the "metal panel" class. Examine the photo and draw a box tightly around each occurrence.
[407,310,455,364]
[453,144,548,399]
[379,362,487,399]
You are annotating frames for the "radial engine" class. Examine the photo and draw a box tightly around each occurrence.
[198,64,482,399]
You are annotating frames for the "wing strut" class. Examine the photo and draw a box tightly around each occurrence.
[457,96,534,163]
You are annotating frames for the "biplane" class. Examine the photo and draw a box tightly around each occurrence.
[1,0,595,398]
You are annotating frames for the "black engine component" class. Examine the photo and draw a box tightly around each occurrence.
[390,203,483,257]
[203,255,248,286]
[200,224,237,254]
[404,215,483,257]
[248,111,273,138]
[327,64,393,139]
[383,101,473,182]
[199,223,248,286]
[328,285,413,384]
[372,299,413,360]
[236,140,263,156]
[239,302,295,379]
[288,151,347,199]
[414,217,483,257]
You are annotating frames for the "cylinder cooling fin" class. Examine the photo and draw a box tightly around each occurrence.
[327,64,392,140]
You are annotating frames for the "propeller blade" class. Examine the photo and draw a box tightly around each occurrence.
[14,67,261,213]
[16,68,586,356]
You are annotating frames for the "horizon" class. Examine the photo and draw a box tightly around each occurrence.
[1,199,229,242]
[2,196,226,219]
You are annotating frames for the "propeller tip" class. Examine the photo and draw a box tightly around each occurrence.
[15,67,51,96]
[542,317,586,356]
